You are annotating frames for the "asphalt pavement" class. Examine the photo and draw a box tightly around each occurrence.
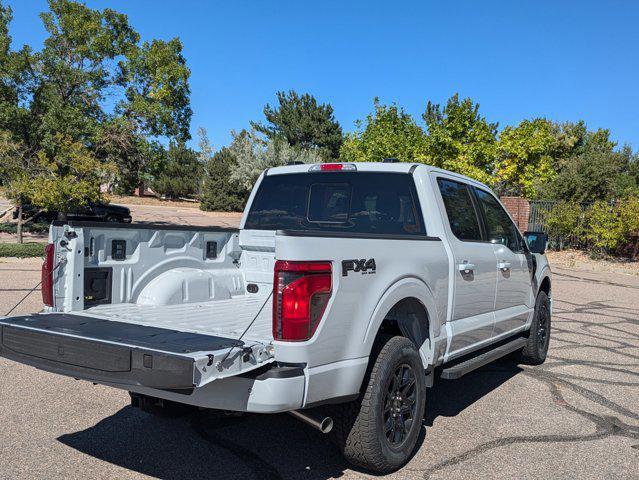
[0,259,637,479]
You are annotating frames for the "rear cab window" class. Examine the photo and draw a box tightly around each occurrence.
[245,172,425,236]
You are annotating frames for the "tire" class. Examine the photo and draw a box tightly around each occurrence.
[518,290,551,365]
[106,215,120,223]
[331,336,426,473]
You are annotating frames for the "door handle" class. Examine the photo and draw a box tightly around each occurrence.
[498,261,511,271]
[458,262,475,273]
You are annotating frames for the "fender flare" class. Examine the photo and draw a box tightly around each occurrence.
[536,266,552,296]
[363,276,440,367]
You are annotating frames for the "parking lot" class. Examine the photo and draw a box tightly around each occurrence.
[0,257,638,479]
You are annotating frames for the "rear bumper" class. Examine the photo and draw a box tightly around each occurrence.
[121,364,307,413]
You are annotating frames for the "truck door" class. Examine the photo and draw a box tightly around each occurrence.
[473,187,534,336]
[435,177,497,358]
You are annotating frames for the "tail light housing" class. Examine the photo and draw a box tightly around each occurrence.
[273,261,332,341]
[42,243,55,307]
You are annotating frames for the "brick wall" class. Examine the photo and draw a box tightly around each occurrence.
[500,196,530,232]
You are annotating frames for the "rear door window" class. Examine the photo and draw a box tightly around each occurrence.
[436,178,483,241]
[245,172,425,236]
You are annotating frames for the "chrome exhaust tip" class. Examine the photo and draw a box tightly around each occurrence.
[289,410,333,434]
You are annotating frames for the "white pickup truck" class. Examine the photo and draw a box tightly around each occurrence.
[0,162,551,473]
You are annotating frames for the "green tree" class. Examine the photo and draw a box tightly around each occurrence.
[340,99,427,163]
[495,118,558,198]
[229,129,321,191]
[4,135,115,219]
[151,141,201,199]
[252,90,342,160]
[117,37,192,141]
[422,93,498,185]
[33,0,138,154]
[0,2,34,169]
[199,127,246,212]
[0,0,193,203]
[540,129,637,202]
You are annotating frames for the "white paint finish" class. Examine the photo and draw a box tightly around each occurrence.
[136,267,243,305]
[28,163,549,412]
[271,233,449,369]
[85,294,273,343]
[492,244,534,336]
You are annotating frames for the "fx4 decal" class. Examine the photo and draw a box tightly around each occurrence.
[342,258,376,277]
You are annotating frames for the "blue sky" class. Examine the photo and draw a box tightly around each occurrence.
[5,0,639,150]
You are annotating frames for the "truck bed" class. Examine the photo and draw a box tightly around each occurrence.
[84,295,273,343]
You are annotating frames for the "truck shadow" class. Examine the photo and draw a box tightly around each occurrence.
[57,361,522,480]
[425,359,522,426]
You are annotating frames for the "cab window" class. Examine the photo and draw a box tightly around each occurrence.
[474,188,522,252]
[437,178,482,241]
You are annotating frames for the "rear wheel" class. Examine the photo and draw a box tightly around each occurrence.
[332,336,426,473]
[518,290,551,365]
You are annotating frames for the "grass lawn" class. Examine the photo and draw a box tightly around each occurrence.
[0,242,45,258]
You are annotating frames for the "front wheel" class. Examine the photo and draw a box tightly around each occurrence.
[332,336,426,473]
[518,290,551,365]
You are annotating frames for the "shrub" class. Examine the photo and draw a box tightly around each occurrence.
[542,201,584,249]
[0,242,45,258]
[585,201,622,252]
[616,197,639,257]
[0,222,49,234]
[580,197,639,257]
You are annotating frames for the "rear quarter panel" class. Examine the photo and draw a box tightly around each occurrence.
[272,233,449,368]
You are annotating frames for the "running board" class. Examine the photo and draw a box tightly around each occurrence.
[440,337,527,380]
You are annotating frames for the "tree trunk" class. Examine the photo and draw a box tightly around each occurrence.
[16,205,23,244]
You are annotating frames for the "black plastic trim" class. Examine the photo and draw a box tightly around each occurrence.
[52,220,238,233]
[304,393,360,409]
[276,230,441,241]
[441,336,527,380]
[255,365,305,380]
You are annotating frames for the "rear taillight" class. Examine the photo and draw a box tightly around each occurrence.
[273,261,332,341]
[42,243,55,307]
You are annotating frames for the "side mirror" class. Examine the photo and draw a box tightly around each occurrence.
[524,231,548,254]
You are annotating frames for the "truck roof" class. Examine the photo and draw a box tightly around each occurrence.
[266,162,492,190]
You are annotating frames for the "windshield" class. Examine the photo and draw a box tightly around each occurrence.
[244,172,425,236]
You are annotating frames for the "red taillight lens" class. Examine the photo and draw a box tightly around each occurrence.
[273,261,332,341]
[320,163,343,171]
[42,243,55,307]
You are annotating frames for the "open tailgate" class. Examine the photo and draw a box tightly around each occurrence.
[0,314,274,392]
